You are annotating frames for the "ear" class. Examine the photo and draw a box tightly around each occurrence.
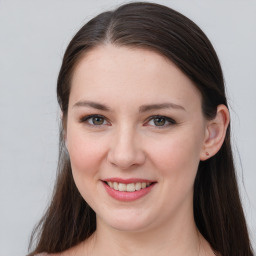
[200,104,230,161]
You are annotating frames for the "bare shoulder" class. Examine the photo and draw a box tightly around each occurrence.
[34,254,50,256]
[34,254,57,256]
[33,251,74,256]
[34,253,62,256]
[33,236,94,256]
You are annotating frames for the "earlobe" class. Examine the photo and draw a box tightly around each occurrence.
[200,104,230,161]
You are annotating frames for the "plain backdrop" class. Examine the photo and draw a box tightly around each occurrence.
[0,0,255,255]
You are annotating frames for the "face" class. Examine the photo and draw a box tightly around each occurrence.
[66,45,208,232]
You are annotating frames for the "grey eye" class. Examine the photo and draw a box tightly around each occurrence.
[90,116,105,125]
[147,115,176,127]
[153,117,166,126]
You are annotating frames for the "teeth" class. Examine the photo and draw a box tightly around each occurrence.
[106,181,152,192]
[118,183,126,191]
[135,182,141,191]
[113,182,118,190]
[108,181,113,188]
[127,183,135,192]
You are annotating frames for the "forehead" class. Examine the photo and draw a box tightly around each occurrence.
[70,45,202,111]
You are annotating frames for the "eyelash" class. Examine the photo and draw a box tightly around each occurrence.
[79,114,176,128]
[145,115,177,128]
[79,114,109,127]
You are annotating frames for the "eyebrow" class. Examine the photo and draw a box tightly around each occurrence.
[72,100,111,111]
[72,100,186,112]
[139,103,186,112]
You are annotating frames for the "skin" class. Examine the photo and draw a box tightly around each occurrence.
[56,45,229,256]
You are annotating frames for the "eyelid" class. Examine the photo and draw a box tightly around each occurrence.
[79,114,110,126]
[79,114,176,128]
[145,115,177,127]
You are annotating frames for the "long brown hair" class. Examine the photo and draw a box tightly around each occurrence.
[28,2,254,255]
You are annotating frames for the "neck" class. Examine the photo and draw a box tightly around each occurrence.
[86,207,210,256]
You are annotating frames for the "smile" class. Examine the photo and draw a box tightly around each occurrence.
[102,178,156,201]
[105,181,152,192]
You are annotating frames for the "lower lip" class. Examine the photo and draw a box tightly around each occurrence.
[102,182,155,202]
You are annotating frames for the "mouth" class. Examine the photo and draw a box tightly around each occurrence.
[102,178,156,201]
[103,181,154,192]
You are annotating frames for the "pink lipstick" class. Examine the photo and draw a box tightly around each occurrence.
[102,178,156,202]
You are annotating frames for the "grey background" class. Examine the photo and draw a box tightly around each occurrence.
[0,0,255,255]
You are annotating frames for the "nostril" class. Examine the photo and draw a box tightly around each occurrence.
[107,147,146,169]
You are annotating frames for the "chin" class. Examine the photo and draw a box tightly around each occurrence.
[110,220,150,232]
[98,209,155,233]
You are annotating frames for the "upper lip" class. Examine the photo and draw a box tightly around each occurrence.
[103,178,156,184]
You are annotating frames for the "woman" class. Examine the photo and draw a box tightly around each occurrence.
[28,2,254,256]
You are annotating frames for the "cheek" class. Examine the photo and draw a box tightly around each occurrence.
[146,128,204,215]
[67,129,107,179]
[67,130,108,206]
[148,128,204,182]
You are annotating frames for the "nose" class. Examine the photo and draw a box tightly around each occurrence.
[107,126,146,170]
